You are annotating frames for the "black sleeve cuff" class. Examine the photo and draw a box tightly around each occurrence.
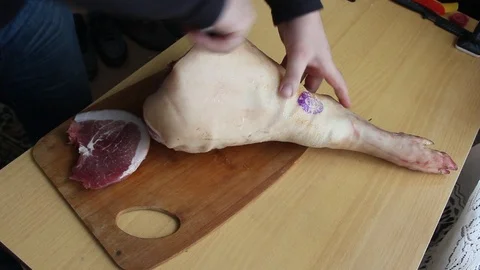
[265,0,323,25]
[181,0,227,30]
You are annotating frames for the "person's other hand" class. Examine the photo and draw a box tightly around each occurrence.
[188,0,256,53]
[277,11,351,108]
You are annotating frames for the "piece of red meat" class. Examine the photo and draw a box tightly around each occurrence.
[67,110,150,189]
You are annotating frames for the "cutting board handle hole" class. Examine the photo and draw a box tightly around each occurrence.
[116,207,180,239]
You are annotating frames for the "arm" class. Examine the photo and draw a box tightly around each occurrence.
[65,0,226,30]
[264,0,323,25]
[68,0,255,53]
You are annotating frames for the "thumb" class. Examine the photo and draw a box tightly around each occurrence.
[279,52,308,98]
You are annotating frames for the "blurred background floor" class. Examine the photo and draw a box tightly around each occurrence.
[89,33,160,99]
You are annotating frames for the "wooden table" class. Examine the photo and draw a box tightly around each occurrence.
[1,0,480,269]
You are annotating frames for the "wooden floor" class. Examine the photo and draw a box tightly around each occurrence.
[88,36,161,100]
[70,6,173,100]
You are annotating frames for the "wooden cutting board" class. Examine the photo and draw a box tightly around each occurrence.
[31,67,307,270]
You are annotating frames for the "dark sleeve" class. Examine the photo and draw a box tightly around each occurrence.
[68,0,226,30]
[264,0,323,25]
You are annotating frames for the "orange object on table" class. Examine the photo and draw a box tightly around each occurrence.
[413,0,458,15]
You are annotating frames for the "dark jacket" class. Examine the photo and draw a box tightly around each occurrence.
[1,0,323,30]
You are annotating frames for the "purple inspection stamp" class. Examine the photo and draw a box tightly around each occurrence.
[297,91,324,114]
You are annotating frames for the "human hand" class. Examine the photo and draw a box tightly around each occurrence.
[277,11,351,108]
[188,0,256,53]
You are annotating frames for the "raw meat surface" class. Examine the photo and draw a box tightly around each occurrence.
[143,41,457,174]
[68,110,150,189]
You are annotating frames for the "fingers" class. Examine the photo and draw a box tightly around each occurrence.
[279,51,309,98]
[188,31,245,53]
[304,74,323,93]
[323,64,351,108]
[282,55,310,82]
[278,53,351,108]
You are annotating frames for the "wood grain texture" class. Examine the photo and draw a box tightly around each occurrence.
[31,69,306,270]
[1,0,480,269]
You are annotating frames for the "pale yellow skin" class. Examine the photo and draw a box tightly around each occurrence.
[143,41,457,174]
